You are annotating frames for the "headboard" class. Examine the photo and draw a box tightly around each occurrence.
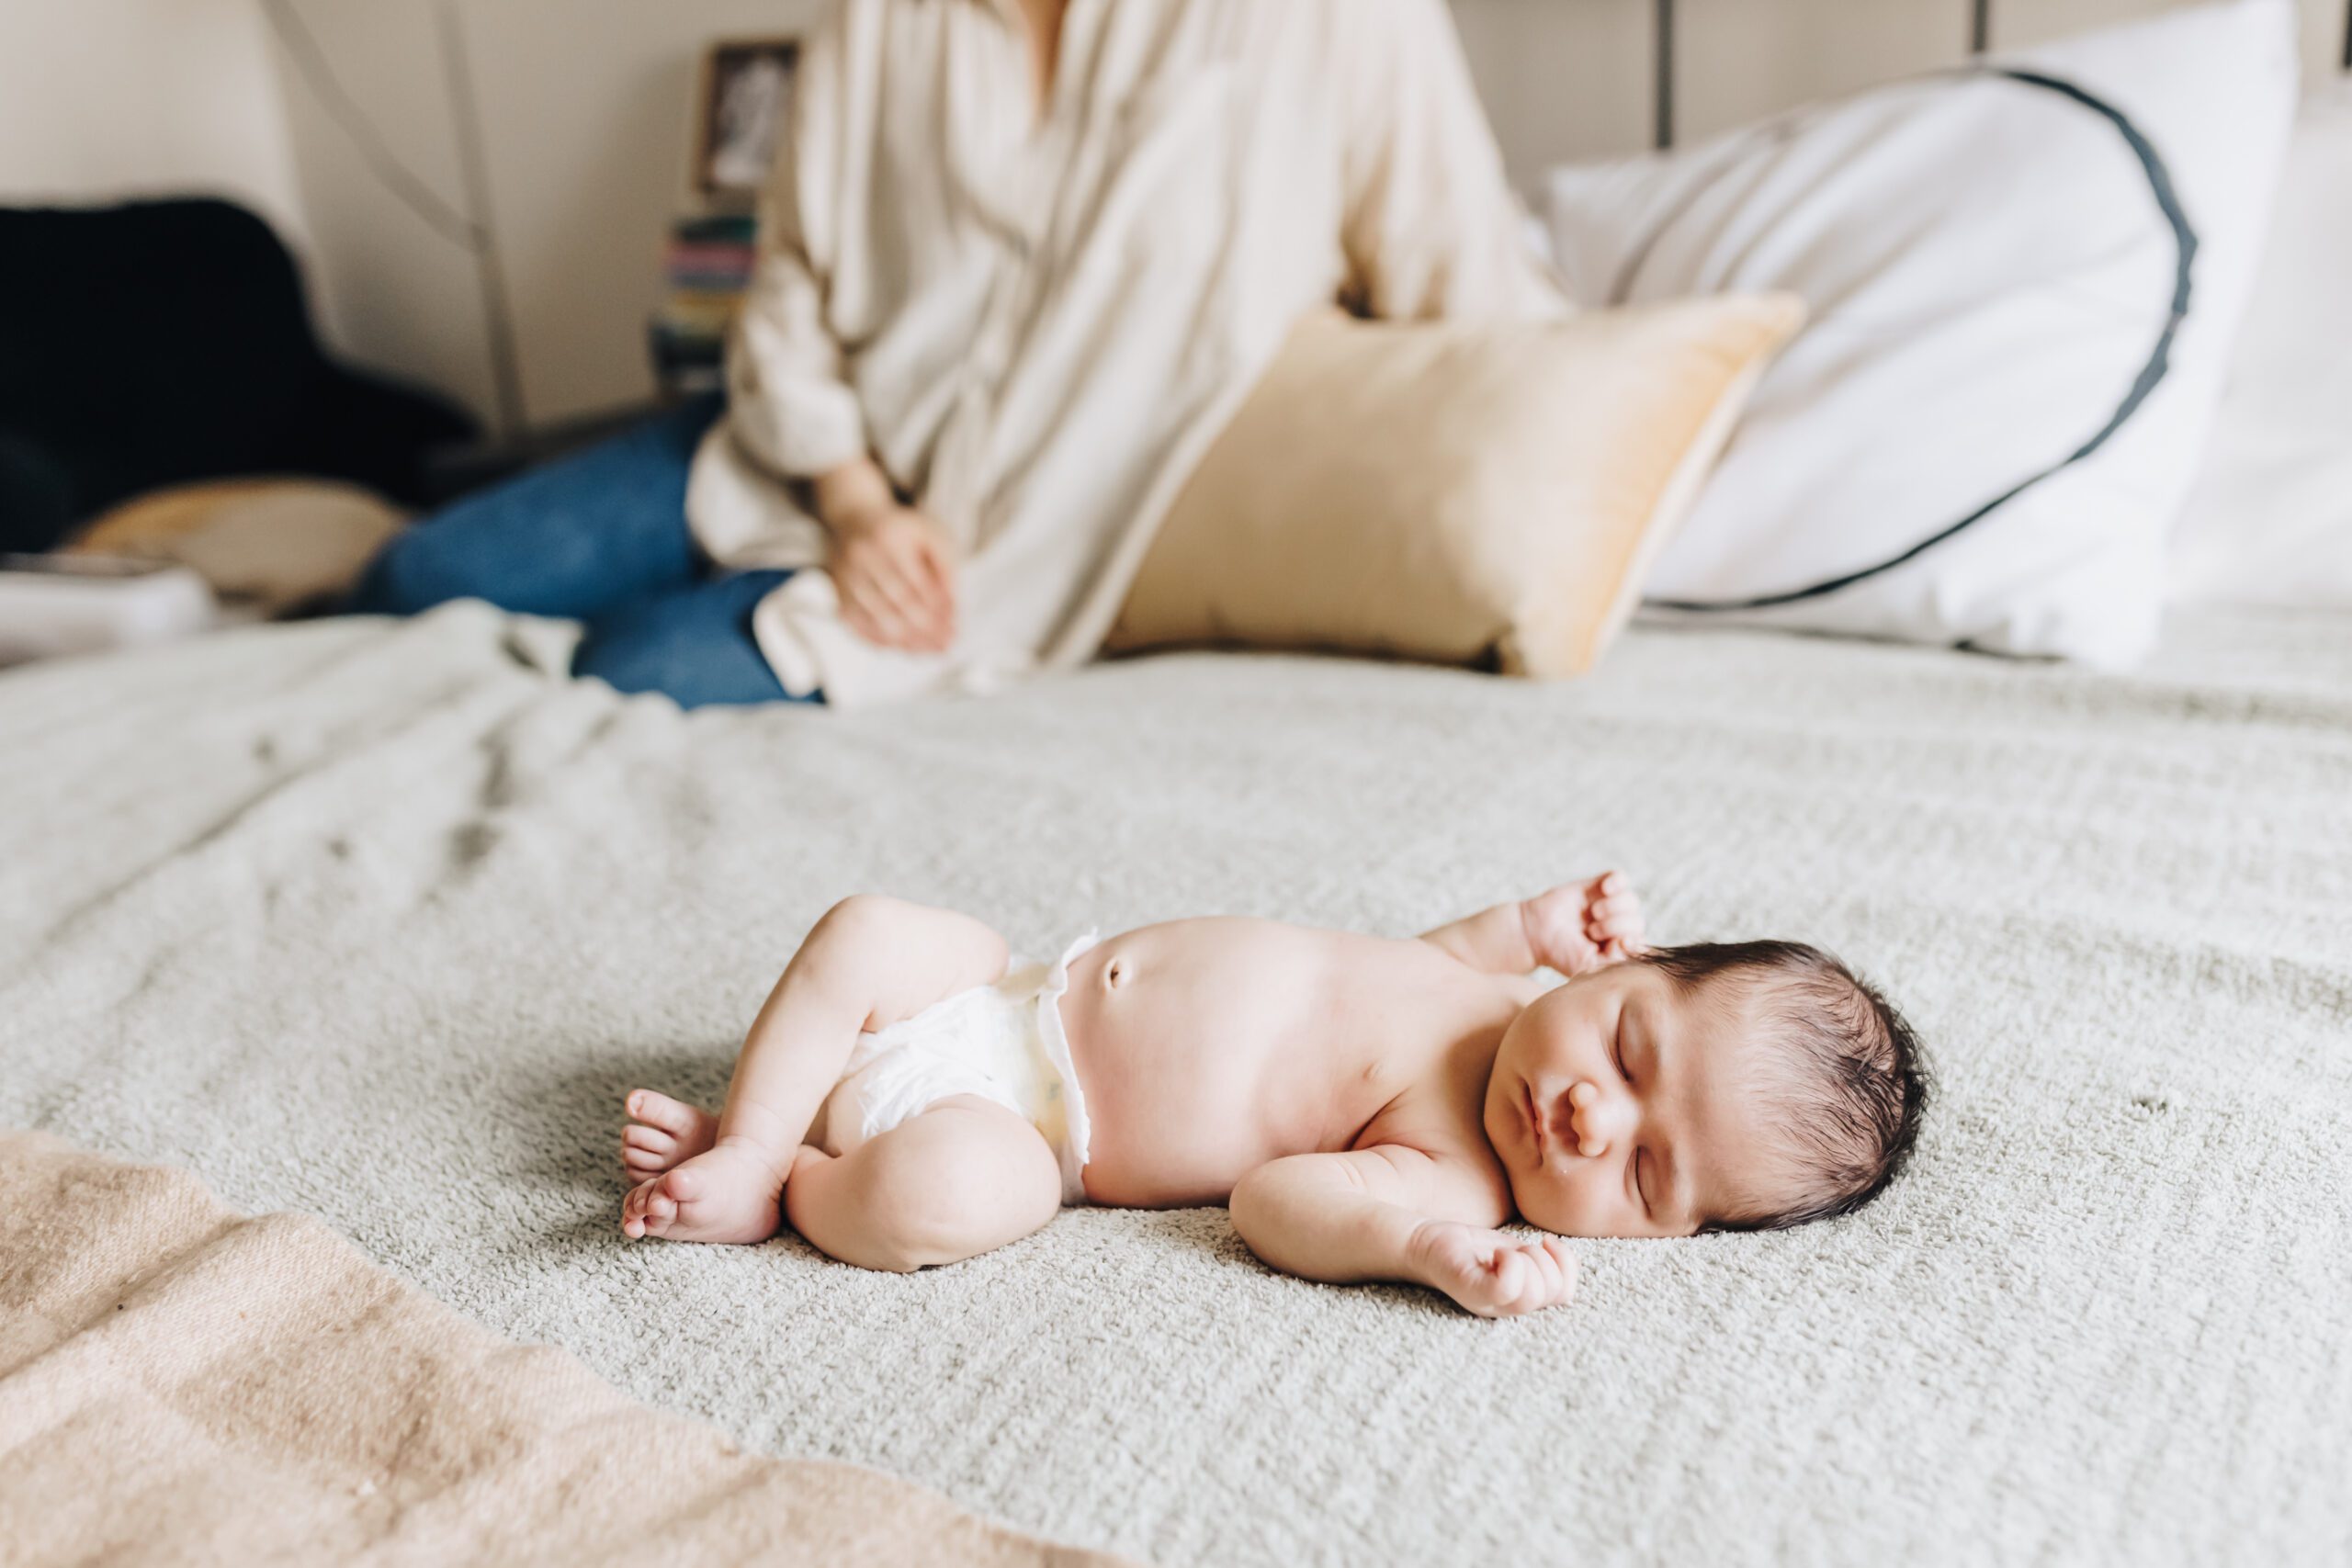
[1452,0,2349,181]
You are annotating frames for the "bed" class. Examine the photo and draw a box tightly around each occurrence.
[3,598,2347,1562]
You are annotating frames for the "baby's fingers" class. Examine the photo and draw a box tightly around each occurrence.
[1532,1237,1579,1307]
[1591,916,1645,959]
[1586,896,1640,932]
[1456,1240,1577,1317]
[1584,870,1628,905]
[1478,1249,1530,1314]
[1498,1241,1575,1315]
[1428,1235,1515,1314]
[1583,874,1645,955]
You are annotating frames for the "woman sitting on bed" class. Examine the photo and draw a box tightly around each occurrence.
[352,0,1565,709]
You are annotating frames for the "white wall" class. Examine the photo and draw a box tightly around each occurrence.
[268,0,825,435]
[463,0,828,429]
[262,0,503,430]
[9,0,2344,442]
[0,0,307,249]
[1674,0,1973,143]
[1452,0,1657,176]
[1460,0,2346,176]
[0,0,827,433]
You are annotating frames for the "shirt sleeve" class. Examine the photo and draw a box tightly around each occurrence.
[722,16,871,481]
[1338,0,1569,323]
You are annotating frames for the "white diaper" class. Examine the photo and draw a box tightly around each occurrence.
[818,932,1098,1204]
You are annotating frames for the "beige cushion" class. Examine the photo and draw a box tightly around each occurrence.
[76,479,407,616]
[1106,294,1805,677]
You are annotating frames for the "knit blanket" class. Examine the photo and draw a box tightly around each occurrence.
[1,603,2345,1564]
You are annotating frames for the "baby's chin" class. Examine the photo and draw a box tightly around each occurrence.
[1526,1208,1636,1241]
[1501,1166,1580,1236]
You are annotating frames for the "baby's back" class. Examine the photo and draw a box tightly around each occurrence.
[1058,918,1504,1206]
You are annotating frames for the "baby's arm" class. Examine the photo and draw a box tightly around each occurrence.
[1230,1148,1577,1317]
[1419,872,1644,976]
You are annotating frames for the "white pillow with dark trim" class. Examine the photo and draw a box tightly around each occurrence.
[1533,0,2298,665]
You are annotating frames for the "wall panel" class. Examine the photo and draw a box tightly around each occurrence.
[1986,0,2349,69]
[266,0,497,424]
[1674,0,1973,142]
[1452,0,1654,181]
[266,0,2348,434]
[0,0,307,250]
[2303,0,2350,73]
[1984,0,2202,49]
[458,0,827,428]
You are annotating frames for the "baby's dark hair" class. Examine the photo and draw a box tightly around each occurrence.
[1637,940,1928,1233]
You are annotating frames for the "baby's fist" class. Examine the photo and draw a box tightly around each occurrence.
[1410,1221,1579,1317]
[1521,871,1645,976]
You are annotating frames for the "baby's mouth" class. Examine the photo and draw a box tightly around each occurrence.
[1525,1082,1545,1161]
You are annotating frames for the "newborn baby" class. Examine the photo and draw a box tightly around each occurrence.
[619,877,1928,1316]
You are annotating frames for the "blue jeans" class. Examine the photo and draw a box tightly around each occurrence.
[351,393,817,709]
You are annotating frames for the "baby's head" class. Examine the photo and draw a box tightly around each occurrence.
[1483,941,1927,1237]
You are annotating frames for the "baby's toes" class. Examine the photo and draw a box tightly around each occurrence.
[637,1178,682,1237]
[621,1178,658,1237]
[622,1124,676,1172]
[627,1089,714,1142]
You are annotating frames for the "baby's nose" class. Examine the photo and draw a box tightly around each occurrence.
[1566,1081,1628,1157]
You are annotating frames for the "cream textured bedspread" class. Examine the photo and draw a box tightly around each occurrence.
[1,603,2346,1565]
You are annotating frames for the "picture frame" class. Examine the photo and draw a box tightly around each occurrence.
[693,38,800,203]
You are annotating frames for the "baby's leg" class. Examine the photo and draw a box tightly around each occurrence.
[621,896,1010,1245]
[784,1094,1063,1272]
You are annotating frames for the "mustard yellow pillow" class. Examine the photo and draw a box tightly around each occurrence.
[1106,294,1805,677]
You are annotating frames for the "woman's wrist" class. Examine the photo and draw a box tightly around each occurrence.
[813,457,896,537]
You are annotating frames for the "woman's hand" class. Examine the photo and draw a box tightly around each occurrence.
[828,502,958,653]
[1409,1221,1579,1317]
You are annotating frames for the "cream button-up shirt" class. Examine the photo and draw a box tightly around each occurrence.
[684,0,1566,706]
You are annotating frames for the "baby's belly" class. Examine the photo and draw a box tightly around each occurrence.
[1056,919,1420,1207]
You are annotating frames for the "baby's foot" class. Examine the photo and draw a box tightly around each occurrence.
[620,1143,785,1244]
[621,1089,718,1182]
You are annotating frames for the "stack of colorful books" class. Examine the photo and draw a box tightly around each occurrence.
[649,212,759,398]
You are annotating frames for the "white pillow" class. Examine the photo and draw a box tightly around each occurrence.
[2169,75,2352,610]
[1534,0,2298,665]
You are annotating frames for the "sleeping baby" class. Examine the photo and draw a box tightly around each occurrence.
[619,876,1928,1316]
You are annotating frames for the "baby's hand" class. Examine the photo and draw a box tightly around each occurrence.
[1521,871,1645,976]
[1409,1221,1579,1317]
